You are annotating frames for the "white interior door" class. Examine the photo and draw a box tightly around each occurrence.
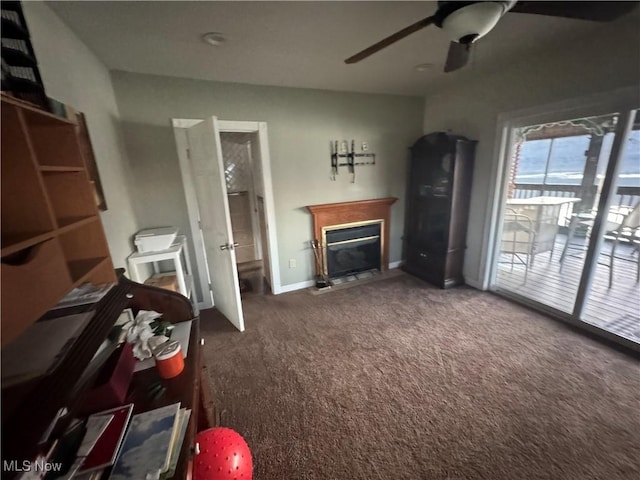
[186,117,245,332]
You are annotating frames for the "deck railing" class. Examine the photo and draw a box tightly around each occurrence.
[512,184,640,226]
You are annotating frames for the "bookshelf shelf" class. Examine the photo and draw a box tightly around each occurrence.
[0,96,115,346]
[1,231,55,257]
[68,257,109,285]
[56,215,97,233]
[39,165,85,173]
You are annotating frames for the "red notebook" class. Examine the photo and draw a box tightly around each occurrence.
[78,404,134,474]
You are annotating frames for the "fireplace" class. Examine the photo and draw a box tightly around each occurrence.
[307,198,397,281]
[324,220,382,279]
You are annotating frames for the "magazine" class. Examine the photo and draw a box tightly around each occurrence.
[161,408,191,480]
[109,403,180,480]
[77,404,134,474]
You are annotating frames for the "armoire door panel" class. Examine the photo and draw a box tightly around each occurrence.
[402,132,476,288]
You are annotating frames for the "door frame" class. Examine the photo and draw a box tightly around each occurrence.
[481,86,640,291]
[172,118,282,310]
[483,86,639,351]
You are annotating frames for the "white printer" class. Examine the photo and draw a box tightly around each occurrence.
[134,227,179,253]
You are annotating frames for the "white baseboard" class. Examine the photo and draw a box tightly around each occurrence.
[276,264,403,294]
[196,301,213,312]
[274,280,315,294]
[464,277,484,290]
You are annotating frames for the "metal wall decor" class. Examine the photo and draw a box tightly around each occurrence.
[330,140,376,182]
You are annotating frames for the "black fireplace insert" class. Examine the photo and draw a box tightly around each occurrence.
[325,222,381,279]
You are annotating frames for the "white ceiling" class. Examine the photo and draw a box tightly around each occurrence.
[47,1,626,96]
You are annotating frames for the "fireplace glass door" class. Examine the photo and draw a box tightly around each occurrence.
[324,222,382,279]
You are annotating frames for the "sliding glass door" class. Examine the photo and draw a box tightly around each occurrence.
[581,110,640,342]
[491,104,639,346]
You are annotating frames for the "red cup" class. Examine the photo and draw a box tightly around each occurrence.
[154,340,184,379]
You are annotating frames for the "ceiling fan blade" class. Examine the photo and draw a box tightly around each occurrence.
[510,1,638,22]
[345,16,435,64]
[444,41,470,73]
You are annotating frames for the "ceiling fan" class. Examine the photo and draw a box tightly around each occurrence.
[345,1,638,72]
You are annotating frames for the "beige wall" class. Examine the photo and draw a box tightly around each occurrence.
[110,72,424,286]
[23,2,139,268]
[422,12,640,287]
[32,1,635,290]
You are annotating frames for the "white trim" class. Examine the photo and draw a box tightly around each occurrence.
[481,85,640,291]
[171,120,214,309]
[246,141,262,262]
[172,119,201,128]
[255,122,282,292]
[218,120,261,132]
[464,277,484,290]
[277,261,406,294]
[277,280,315,294]
[497,86,639,129]
[478,121,515,290]
[278,262,404,293]
[196,301,210,311]
[172,118,282,302]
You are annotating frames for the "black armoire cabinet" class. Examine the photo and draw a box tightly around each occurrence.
[403,132,476,288]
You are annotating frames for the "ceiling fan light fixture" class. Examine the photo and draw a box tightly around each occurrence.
[345,0,626,71]
[441,2,509,43]
[202,32,226,46]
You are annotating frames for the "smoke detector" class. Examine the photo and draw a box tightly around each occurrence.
[414,63,435,72]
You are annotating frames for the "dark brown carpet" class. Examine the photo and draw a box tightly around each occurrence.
[200,273,640,480]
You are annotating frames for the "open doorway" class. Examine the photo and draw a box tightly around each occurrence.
[172,118,281,325]
[219,131,271,299]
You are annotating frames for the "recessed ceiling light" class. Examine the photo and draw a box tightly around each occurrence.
[414,63,435,72]
[202,32,226,46]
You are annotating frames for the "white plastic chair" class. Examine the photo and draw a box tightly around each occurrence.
[501,208,537,284]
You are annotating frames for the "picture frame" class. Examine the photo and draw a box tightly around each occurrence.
[76,112,108,211]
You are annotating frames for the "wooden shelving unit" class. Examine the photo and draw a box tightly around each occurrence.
[1,94,207,475]
[0,94,116,346]
[1,1,48,109]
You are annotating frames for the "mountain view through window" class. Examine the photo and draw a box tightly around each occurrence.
[515,130,640,187]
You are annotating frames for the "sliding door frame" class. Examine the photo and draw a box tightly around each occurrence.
[484,86,640,351]
[572,110,635,318]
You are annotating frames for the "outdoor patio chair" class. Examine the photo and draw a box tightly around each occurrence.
[560,202,640,288]
[601,202,640,288]
[501,208,537,284]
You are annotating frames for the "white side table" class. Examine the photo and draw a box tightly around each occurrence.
[127,235,193,298]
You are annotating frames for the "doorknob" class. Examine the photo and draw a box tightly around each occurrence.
[219,242,240,250]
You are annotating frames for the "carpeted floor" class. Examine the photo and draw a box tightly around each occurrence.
[200,273,640,480]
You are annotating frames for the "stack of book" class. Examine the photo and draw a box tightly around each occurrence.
[68,403,190,480]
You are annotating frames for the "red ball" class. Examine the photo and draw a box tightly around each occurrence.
[194,427,253,480]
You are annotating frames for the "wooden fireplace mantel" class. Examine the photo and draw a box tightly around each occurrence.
[306,197,397,275]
